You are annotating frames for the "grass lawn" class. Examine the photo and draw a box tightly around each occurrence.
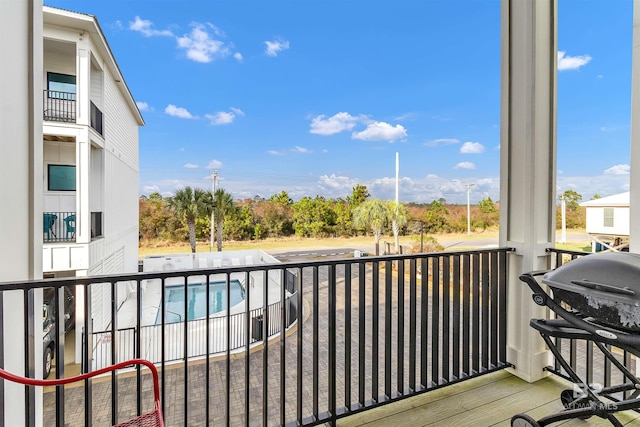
[138,229,591,258]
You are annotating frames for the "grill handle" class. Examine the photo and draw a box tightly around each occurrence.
[570,279,636,296]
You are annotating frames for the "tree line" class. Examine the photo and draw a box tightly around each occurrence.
[139,185,585,253]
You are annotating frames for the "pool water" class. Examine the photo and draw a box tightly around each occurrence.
[156,281,245,324]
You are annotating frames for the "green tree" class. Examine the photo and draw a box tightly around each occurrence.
[560,190,582,211]
[292,196,337,237]
[213,188,237,251]
[591,194,602,200]
[425,199,448,233]
[352,198,394,255]
[478,197,497,214]
[347,185,370,208]
[168,187,212,253]
[269,190,293,207]
[139,193,176,240]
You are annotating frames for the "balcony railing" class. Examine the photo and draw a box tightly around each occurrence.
[91,211,103,239]
[90,101,103,136]
[43,90,76,123]
[43,211,75,243]
[0,248,511,426]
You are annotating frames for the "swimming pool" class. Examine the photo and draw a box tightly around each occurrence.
[156,280,245,324]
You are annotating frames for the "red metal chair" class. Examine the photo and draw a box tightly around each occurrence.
[0,358,163,427]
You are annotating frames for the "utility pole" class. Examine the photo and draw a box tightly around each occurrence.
[209,170,217,251]
[466,183,475,235]
[560,194,567,244]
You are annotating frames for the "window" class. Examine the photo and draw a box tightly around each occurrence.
[603,208,614,227]
[48,165,76,191]
[47,72,76,100]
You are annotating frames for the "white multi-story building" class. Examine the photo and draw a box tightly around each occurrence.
[42,6,143,278]
[1,5,142,424]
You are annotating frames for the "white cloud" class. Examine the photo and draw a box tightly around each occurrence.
[460,141,485,154]
[268,150,285,156]
[558,51,592,71]
[184,163,199,169]
[264,38,290,57]
[234,52,243,61]
[292,146,311,154]
[205,107,244,125]
[455,162,476,170]
[426,174,439,179]
[352,122,407,142]
[143,185,160,192]
[318,174,361,192]
[310,112,362,135]
[604,164,630,175]
[136,101,151,111]
[165,104,195,119]
[207,159,223,169]
[424,138,460,147]
[597,74,604,79]
[129,16,174,37]
[177,23,232,63]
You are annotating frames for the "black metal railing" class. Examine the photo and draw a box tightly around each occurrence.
[91,212,103,239]
[545,248,637,402]
[43,211,76,243]
[90,101,103,136]
[0,248,511,426]
[43,90,76,123]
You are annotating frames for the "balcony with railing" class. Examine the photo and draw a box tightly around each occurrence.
[6,247,640,426]
[91,211,103,239]
[43,90,76,123]
[43,211,76,243]
[42,90,104,136]
[90,101,104,136]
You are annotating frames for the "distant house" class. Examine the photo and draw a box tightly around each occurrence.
[580,192,629,252]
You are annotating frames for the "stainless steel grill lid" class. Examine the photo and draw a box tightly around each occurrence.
[543,252,640,329]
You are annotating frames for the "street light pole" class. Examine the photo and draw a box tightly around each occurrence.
[466,183,475,235]
[209,170,217,252]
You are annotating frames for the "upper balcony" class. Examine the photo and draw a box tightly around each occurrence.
[3,248,637,426]
[43,39,105,137]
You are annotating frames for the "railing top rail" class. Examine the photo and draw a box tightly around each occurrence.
[0,246,515,290]
[546,247,591,256]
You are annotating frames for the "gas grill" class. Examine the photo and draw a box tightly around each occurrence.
[512,252,640,427]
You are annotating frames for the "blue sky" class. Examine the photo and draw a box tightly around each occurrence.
[46,0,634,204]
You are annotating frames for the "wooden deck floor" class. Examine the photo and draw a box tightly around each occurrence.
[338,370,640,426]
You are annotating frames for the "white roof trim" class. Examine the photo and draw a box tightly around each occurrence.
[580,192,629,207]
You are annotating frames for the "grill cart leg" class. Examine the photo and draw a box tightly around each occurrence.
[511,414,540,427]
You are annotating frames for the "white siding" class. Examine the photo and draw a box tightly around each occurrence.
[84,63,139,274]
[90,59,103,110]
[585,206,630,236]
[43,140,76,212]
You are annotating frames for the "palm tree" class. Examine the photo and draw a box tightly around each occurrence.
[169,187,212,253]
[213,188,236,251]
[352,198,393,255]
[389,201,408,254]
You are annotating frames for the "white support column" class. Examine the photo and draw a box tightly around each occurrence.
[76,45,91,127]
[77,129,91,244]
[500,0,557,382]
[630,0,640,254]
[0,0,43,425]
